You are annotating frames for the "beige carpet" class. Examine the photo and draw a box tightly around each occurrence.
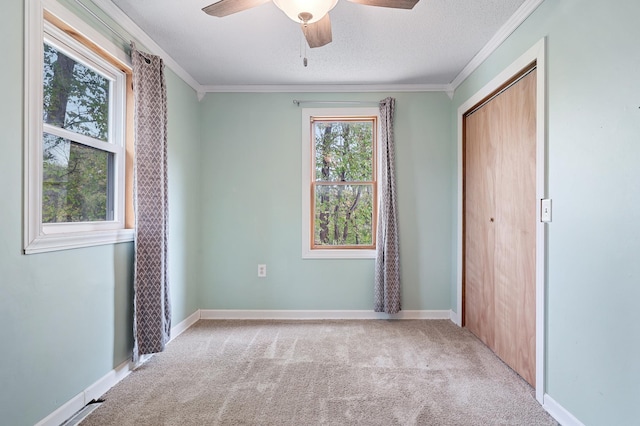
[81,320,557,425]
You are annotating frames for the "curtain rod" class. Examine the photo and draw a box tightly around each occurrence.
[73,0,131,46]
[293,100,381,107]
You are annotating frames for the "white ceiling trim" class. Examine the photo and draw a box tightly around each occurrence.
[449,0,545,91]
[200,83,452,93]
[90,0,542,96]
[90,0,202,94]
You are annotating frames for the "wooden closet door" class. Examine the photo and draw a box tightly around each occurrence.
[464,68,537,386]
[464,96,497,351]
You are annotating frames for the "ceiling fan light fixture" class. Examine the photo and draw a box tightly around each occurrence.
[273,0,338,24]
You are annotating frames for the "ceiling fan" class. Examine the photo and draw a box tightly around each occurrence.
[202,0,420,48]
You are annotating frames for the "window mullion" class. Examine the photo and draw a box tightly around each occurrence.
[43,123,120,154]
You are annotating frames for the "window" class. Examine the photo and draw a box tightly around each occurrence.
[301,108,380,259]
[25,2,133,254]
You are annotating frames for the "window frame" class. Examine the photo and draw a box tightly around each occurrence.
[301,107,380,259]
[24,0,134,254]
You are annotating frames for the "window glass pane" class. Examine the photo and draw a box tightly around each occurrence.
[314,121,373,182]
[42,133,112,223]
[43,43,110,141]
[314,184,373,246]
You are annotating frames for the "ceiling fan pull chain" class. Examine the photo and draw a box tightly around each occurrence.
[302,22,309,67]
[304,38,308,67]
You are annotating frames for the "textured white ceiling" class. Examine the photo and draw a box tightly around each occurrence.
[109,0,528,87]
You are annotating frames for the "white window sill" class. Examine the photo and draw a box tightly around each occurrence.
[302,248,376,259]
[24,228,134,254]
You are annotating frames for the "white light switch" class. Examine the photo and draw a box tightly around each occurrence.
[541,199,552,222]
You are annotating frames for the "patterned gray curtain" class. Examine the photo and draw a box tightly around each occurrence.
[131,45,170,362]
[374,97,401,314]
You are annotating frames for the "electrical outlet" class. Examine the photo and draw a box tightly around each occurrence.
[257,264,267,278]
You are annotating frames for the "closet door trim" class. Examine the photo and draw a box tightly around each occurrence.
[454,38,547,403]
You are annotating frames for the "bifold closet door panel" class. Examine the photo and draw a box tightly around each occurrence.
[463,94,498,350]
[464,68,537,387]
[493,69,537,386]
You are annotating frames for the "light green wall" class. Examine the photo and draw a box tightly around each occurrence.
[0,1,201,424]
[199,92,452,310]
[4,0,637,424]
[166,71,202,324]
[452,1,640,424]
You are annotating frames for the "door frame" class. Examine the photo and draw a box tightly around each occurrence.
[455,38,547,403]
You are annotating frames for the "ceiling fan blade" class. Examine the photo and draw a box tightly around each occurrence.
[347,0,419,9]
[202,0,270,17]
[302,14,332,48]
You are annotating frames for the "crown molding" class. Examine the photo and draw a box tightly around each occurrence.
[87,0,542,98]
[89,0,202,94]
[449,0,545,92]
[86,1,449,96]
[199,83,452,94]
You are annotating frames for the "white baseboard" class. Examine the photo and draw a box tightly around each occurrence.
[169,310,200,341]
[200,309,453,320]
[35,391,86,426]
[36,310,201,426]
[450,310,461,325]
[35,358,131,426]
[543,393,585,426]
[83,360,131,404]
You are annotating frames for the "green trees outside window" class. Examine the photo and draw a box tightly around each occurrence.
[312,119,376,248]
[42,43,112,223]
